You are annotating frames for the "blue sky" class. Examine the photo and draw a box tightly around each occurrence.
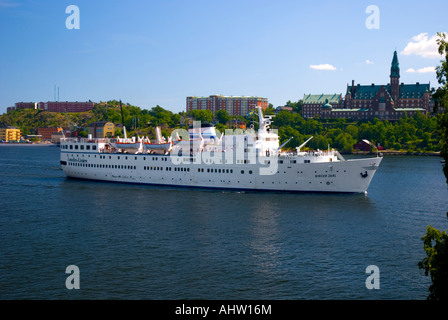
[0,0,447,114]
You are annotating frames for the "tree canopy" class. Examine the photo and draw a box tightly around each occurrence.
[418,32,448,301]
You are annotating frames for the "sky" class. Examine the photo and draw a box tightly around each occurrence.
[0,0,447,115]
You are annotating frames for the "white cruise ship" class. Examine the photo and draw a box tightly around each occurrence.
[60,107,382,193]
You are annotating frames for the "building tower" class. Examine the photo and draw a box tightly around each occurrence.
[390,50,400,103]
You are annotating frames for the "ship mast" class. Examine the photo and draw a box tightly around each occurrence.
[120,100,127,139]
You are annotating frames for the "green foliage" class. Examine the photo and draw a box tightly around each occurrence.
[215,109,230,124]
[418,226,448,300]
[268,104,439,153]
[418,32,448,302]
[188,109,213,123]
[433,32,448,183]
[285,100,303,113]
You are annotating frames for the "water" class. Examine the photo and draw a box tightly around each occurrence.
[0,145,447,300]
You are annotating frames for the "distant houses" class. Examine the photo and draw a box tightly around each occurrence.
[0,127,21,142]
[353,139,384,152]
[37,127,63,140]
[7,101,94,113]
[87,121,115,138]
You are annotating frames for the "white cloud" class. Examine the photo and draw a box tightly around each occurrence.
[401,33,443,58]
[309,64,337,71]
[366,59,374,65]
[405,66,436,73]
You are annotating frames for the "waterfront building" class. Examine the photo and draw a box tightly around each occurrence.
[302,94,342,117]
[87,121,115,138]
[274,106,294,114]
[186,95,269,116]
[14,102,38,110]
[37,127,63,141]
[7,101,95,113]
[0,127,21,142]
[302,51,434,120]
[38,101,94,113]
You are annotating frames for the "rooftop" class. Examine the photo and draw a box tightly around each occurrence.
[303,93,341,104]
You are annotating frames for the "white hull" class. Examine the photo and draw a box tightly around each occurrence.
[60,150,381,193]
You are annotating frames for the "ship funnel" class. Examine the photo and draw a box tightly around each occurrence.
[155,126,162,143]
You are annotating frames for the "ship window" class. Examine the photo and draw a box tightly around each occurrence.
[80,145,84,150]
[198,168,201,172]
[230,169,233,173]
[86,146,90,150]
[241,170,244,174]
[93,146,96,150]
[70,145,73,149]
[249,170,253,174]
[75,145,78,150]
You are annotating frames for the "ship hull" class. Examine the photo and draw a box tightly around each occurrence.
[60,151,382,194]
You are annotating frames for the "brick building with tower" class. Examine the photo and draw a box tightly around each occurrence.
[302,51,434,120]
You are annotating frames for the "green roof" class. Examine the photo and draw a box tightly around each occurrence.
[398,83,430,99]
[394,108,426,111]
[303,93,341,104]
[347,84,383,99]
[332,108,364,112]
[346,82,429,100]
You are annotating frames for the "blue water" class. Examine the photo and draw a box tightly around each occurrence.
[0,145,447,300]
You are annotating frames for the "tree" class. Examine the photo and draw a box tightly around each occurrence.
[418,32,448,301]
[418,226,448,300]
[285,100,303,113]
[188,109,213,123]
[215,109,230,124]
[433,32,448,183]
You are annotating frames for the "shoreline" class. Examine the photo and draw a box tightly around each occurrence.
[351,150,441,156]
[0,143,56,147]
